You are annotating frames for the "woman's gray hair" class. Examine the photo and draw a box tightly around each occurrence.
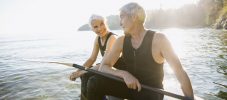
[120,2,146,23]
[89,14,105,27]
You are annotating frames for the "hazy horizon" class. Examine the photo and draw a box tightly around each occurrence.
[0,0,198,34]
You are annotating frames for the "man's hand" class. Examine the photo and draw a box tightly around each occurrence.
[121,71,141,92]
[69,70,87,81]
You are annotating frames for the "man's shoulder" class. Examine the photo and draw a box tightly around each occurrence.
[108,32,121,39]
[153,32,166,40]
[115,35,125,44]
[109,34,117,40]
[146,30,165,38]
[118,35,125,39]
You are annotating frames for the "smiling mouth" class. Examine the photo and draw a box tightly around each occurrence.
[97,31,103,36]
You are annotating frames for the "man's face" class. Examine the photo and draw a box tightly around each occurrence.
[120,11,134,35]
[91,19,107,37]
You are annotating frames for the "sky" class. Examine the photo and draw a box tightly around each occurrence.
[0,0,198,34]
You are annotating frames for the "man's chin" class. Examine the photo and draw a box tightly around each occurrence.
[124,32,130,36]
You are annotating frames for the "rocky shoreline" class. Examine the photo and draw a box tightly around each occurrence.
[215,16,227,30]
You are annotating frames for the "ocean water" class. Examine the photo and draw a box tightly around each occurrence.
[0,28,226,100]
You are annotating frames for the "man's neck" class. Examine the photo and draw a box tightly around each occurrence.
[130,24,146,40]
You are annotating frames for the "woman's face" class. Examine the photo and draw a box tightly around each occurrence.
[91,19,107,37]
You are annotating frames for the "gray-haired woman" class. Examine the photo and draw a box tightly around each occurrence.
[69,14,125,100]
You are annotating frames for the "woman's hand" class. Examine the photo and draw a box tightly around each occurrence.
[69,70,87,81]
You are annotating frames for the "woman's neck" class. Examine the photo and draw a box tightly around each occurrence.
[100,31,109,41]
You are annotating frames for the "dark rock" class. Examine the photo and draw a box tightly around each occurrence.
[223,19,227,29]
[78,24,91,31]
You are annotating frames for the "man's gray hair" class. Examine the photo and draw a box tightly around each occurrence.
[120,2,146,23]
[89,14,105,27]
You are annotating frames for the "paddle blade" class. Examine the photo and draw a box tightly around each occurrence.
[22,59,73,67]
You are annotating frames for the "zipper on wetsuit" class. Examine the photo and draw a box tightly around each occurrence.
[133,50,136,56]
[133,50,136,74]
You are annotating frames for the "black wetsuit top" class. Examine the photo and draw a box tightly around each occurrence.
[98,32,113,57]
[122,30,164,99]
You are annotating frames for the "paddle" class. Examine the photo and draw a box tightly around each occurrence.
[24,59,194,100]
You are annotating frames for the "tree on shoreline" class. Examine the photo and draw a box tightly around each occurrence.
[78,0,227,31]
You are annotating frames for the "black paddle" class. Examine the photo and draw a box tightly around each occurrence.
[24,59,193,100]
[72,63,192,100]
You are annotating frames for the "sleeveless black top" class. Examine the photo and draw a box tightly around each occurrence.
[98,32,113,57]
[98,32,126,69]
[122,30,164,88]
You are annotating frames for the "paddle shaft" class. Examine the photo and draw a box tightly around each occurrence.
[72,64,192,100]
[24,59,192,100]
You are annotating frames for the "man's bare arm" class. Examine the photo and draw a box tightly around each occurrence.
[99,36,125,77]
[103,35,116,58]
[159,34,194,98]
[99,36,141,91]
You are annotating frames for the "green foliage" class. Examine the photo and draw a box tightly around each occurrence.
[199,0,227,26]
[78,0,227,30]
[216,91,227,99]
[145,4,206,28]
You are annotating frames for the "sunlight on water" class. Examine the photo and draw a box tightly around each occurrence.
[0,29,226,100]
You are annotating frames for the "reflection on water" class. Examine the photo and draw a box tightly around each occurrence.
[0,28,226,100]
[214,82,227,99]
[215,30,227,100]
